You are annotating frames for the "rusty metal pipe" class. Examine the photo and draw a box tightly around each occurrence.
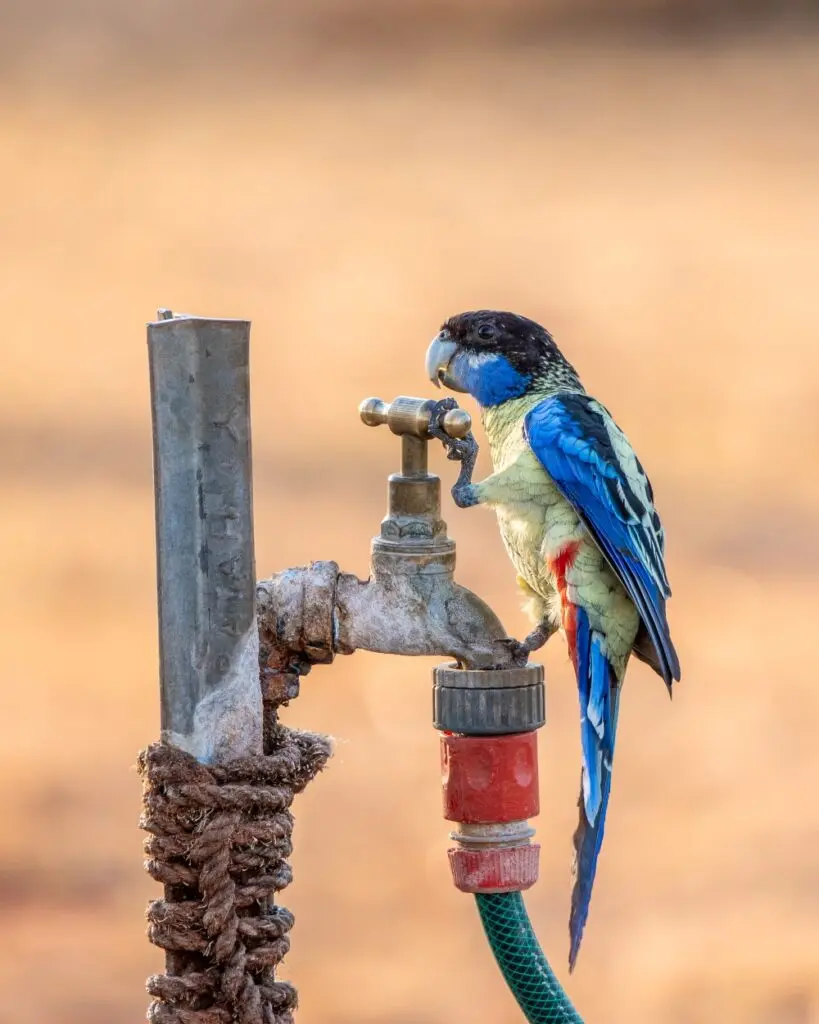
[148,310,262,762]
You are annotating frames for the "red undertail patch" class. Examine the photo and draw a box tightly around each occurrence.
[548,541,581,668]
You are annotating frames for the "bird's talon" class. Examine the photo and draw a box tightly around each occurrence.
[429,397,459,443]
[449,435,479,466]
[429,398,479,468]
[496,637,531,667]
[429,399,469,459]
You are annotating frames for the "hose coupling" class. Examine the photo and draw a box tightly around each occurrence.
[433,663,545,734]
[435,663,544,894]
[448,822,540,895]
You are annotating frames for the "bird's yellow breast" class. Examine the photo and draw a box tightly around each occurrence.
[477,399,639,671]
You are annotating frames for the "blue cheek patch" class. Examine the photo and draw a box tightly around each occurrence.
[451,351,531,407]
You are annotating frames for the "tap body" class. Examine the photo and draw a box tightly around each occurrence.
[256,396,516,674]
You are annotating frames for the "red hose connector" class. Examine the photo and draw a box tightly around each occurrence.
[442,733,539,823]
[441,732,540,894]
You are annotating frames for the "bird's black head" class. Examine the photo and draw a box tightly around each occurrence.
[426,310,580,407]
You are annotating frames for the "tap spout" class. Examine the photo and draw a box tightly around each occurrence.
[334,571,511,669]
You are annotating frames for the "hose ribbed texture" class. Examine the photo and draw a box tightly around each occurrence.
[475,892,584,1023]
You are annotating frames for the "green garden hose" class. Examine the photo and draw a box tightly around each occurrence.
[476,892,584,1023]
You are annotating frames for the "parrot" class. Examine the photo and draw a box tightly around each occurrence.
[425,309,680,970]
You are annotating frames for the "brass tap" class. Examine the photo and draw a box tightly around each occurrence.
[257,395,517,673]
[359,396,470,578]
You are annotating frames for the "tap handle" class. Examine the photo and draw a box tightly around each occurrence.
[359,396,471,440]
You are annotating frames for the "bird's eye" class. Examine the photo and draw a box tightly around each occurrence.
[477,323,496,341]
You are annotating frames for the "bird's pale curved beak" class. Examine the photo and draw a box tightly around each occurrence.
[425,333,467,392]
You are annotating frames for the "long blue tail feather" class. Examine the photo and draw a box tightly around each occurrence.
[568,607,621,972]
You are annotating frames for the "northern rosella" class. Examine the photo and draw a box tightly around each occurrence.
[426,310,680,970]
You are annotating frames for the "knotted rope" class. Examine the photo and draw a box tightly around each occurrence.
[138,705,331,1024]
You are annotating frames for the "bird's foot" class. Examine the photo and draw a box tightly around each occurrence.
[429,398,479,507]
[495,637,532,667]
[428,396,458,438]
[494,621,556,667]
[429,398,479,465]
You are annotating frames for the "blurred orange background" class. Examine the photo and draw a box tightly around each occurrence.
[2,3,819,1021]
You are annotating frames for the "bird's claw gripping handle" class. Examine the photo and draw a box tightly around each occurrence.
[360,394,475,484]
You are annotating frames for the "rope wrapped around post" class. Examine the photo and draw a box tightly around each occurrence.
[138,681,331,1024]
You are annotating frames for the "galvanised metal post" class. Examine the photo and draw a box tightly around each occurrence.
[147,310,262,763]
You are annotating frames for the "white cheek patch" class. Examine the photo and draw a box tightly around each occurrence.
[463,351,493,373]
[450,349,497,392]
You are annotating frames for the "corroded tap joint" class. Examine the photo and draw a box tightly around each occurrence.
[257,561,339,672]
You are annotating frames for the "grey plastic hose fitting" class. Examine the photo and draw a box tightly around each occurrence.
[432,663,545,734]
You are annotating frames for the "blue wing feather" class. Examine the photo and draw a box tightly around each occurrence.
[524,394,680,687]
